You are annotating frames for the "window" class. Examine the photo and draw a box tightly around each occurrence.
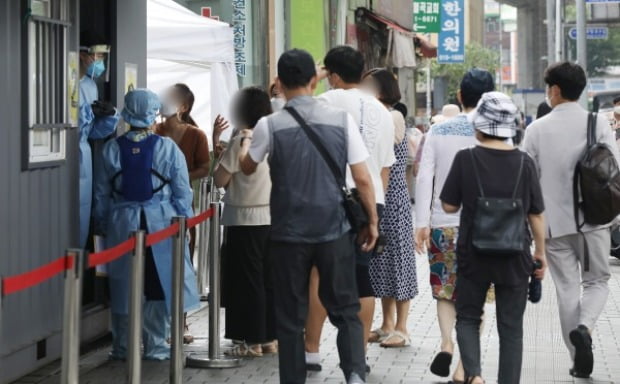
[24,0,72,167]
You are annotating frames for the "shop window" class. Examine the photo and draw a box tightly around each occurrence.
[24,0,73,168]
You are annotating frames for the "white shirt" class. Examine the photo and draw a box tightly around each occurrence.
[415,115,477,228]
[317,88,396,204]
[249,113,369,166]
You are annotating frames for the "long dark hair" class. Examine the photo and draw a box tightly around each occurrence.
[363,68,401,106]
[173,83,198,126]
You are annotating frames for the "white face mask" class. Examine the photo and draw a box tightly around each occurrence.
[161,102,178,118]
[614,106,620,115]
[545,96,553,108]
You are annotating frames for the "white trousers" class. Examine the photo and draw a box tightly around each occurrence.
[546,229,611,359]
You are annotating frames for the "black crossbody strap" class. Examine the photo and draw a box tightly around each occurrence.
[469,149,485,197]
[587,112,598,148]
[284,106,347,191]
[512,153,525,199]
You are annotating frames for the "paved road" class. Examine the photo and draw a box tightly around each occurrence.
[16,255,620,384]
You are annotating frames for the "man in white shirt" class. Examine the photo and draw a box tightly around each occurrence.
[304,46,396,372]
[415,69,495,382]
[523,62,620,379]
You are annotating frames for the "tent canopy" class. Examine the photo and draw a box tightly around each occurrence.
[147,0,238,143]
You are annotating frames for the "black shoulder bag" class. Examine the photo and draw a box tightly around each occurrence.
[470,149,526,256]
[285,106,369,232]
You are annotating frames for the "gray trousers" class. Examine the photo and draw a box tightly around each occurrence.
[546,229,611,358]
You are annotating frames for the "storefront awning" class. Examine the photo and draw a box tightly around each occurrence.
[360,8,437,59]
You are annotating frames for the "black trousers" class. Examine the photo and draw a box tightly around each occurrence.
[456,273,528,384]
[222,225,275,344]
[270,233,365,384]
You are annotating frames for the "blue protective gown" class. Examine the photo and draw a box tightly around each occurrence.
[93,131,200,316]
[79,76,119,248]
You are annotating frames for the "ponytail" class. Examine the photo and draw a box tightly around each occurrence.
[173,83,198,127]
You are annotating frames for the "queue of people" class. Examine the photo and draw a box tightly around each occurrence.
[77,37,618,383]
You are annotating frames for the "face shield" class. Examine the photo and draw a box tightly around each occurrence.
[80,44,111,81]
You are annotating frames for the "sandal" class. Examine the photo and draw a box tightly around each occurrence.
[262,341,278,354]
[224,343,263,357]
[465,377,485,384]
[368,328,390,343]
[380,331,411,348]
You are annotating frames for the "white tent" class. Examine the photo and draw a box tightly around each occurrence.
[147,0,238,143]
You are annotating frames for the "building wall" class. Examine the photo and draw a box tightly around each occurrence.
[0,1,79,382]
[0,1,148,382]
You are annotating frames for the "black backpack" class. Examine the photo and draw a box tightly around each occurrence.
[573,112,620,228]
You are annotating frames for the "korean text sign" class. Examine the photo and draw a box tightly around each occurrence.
[438,0,465,64]
[414,0,441,33]
[232,0,248,77]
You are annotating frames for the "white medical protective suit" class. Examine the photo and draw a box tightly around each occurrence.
[93,89,199,360]
[79,76,119,247]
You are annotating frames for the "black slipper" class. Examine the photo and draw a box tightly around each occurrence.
[430,351,453,378]
[306,363,322,372]
[569,367,590,379]
[569,325,593,378]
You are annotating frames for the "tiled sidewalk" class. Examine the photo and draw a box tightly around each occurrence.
[16,255,620,384]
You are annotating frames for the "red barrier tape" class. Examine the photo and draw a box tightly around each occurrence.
[1,208,215,296]
[187,207,215,229]
[88,237,137,268]
[146,222,180,247]
[2,255,73,296]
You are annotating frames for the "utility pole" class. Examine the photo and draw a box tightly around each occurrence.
[546,0,556,65]
[555,0,563,62]
[499,2,503,90]
[576,0,588,107]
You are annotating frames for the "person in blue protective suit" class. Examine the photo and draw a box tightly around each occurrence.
[93,89,200,360]
[79,32,120,248]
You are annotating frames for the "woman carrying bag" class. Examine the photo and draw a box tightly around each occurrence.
[440,92,547,384]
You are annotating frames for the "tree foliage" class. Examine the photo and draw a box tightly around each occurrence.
[430,42,500,100]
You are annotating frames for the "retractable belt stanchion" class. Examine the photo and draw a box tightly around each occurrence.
[197,177,212,300]
[60,249,84,384]
[170,216,186,384]
[128,230,146,384]
[186,202,241,368]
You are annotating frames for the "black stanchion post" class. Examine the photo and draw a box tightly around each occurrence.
[186,202,241,368]
[128,231,146,384]
[171,216,186,383]
[61,249,84,384]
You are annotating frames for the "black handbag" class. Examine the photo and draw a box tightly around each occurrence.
[469,149,526,256]
[285,106,369,232]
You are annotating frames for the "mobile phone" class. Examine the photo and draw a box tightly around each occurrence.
[375,234,387,254]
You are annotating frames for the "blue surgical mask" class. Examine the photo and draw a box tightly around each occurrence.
[86,60,105,79]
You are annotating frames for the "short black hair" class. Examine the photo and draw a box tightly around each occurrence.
[277,49,317,89]
[478,131,506,141]
[363,68,402,105]
[460,68,495,109]
[536,101,552,119]
[233,86,273,128]
[613,96,620,105]
[393,102,408,120]
[544,62,586,101]
[323,46,365,84]
[80,30,107,49]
